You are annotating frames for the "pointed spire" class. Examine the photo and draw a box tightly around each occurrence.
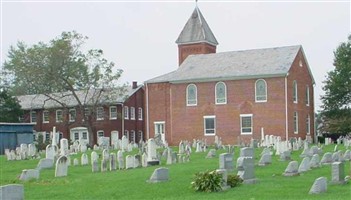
[176,6,218,46]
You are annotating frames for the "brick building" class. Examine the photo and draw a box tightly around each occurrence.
[17,82,144,145]
[144,6,315,145]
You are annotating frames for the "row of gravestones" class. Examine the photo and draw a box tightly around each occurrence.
[5,143,38,161]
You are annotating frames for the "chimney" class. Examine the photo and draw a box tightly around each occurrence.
[132,81,138,89]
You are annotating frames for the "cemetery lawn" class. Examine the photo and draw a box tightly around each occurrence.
[1,144,350,200]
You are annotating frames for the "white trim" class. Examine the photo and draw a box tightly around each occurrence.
[69,108,76,122]
[146,83,150,139]
[293,80,298,103]
[203,115,216,136]
[240,114,253,135]
[186,84,197,106]
[97,130,104,138]
[285,76,288,140]
[109,106,117,120]
[215,82,227,105]
[42,110,49,123]
[130,107,135,120]
[255,79,267,103]
[96,107,104,121]
[138,107,143,120]
[56,109,63,123]
[124,106,129,120]
[30,111,37,124]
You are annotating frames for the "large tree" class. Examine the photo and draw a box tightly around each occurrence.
[0,88,23,122]
[320,35,351,136]
[3,31,125,145]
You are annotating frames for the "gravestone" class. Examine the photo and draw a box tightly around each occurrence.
[240,147,254,158]
[309,177,327,194]
[147,138,160,166]
[46,144,56,160]
[73,158,79,166]
[117,150,124,169]
[60,139,69,156]
[298,157,311,173]
[81,153,89,166]
[331,151,341,162]
[37,158,54,170]
[19,169,40,181]
[110,153,117,171]
[206,149,216,158]
[179,141,185,154]
[310,154,321,168]
[280,151,291,161]
[147,167,169,183]
[55,155,68,177]
[0,184,24,200]
[126,155,135,169]
[320,152,333,165]
[166,147,173,165]
[237,157,256,184]
[101,159,108,172]
[80,144,87,153]
[141,152,148,167]
[121,135,128,151]
[92,161,99,172]
[102,149,109,161]
[28,143,36,157]
[283,161,299,176]
[331,162,345,184]
[300,147,311,158]
[195,142,202,152]
[91,151,99,165]
[219,153,234,172]
[134,155,141,168]
[261,147,272,156]
[344,150,351,161]
[258,154,272,166]
[216,169,230,190]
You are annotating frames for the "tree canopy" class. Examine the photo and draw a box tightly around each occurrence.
[0,89,23,122]
[3,31,125,144]
[320,35,351,135]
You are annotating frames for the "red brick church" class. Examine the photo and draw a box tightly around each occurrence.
[144,6,315,145]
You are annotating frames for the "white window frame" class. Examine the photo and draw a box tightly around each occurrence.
[124,106,129,119]
[69,108,76,122]
[294,111,298,134]
[56,110,63,123]
[130,107,135,120]
[293,80,298,103]
[97,130,104,138]
[154,121,165,136]
[215,82,227,105]
[130,130,136,143]
[30,111,37,124]
[109,106,117,120]
[240,114,253,135]
[203,116,216,136]
[84,108,90,117]
[74,132,79,140]
[96,107,104,121]
[186,84,197,106]
[306,114,310,135]
[138,107,143,120]
[43,110,49,123]
[255,79,267,102]
[305,86,310,106]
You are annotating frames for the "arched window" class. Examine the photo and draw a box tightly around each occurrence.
[186,84,197,106]
[255,79,267,102]
[293,80,298,103]
[215,82,227,104]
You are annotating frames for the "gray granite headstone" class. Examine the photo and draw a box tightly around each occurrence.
[258,154,272,166]
[148,167,169,183]
[216,169,230,190]
[206,149,216,158]
[19,169,40,181]
[280,151,291,161]
[92,160,99,172]
[219,153,234,172]
[0,184,24,200]
[101,159,108,172]
[110,153,117,171]
[309,177,327,194]
[310,154,321,168]
[37,158,54,170]
[298,157,311,173]
[283,161,299,176]
[240,147,254,158]
[320,152,333,165]
[126,155,134,169]
[331,162,345,184]
[237,157,256,184]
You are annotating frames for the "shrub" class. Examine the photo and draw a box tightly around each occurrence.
[227,174,243,188]
[191,170,223,193]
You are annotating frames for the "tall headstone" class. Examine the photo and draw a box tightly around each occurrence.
[46,144,55,160]
[110,153,117,171]
[237,157,256,184]
[60,138,69,156]
[55,155,68,177]
[121,135,128,151]
[28,143,36,157]
[147,138,160,166]
[219,153,233,172]
[101,159,108,172]
[309,177,327,194]
[331,162,345,184]
[81,153,89,166]
[91,151,99,165]
[166,147,173,165]
[117,150,124,169]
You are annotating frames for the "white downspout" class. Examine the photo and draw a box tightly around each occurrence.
[122,103,124,138]
[146,83,150,139]
[285,74,289,141]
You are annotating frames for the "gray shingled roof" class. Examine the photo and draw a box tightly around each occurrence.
[17,86,141,110]
[146,45,303,84]
[175,6,218,46]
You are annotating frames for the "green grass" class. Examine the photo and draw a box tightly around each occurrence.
[1,144,350,200]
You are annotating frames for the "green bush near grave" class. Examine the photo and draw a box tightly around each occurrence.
[227,174,243,188]
[191,170,223,192]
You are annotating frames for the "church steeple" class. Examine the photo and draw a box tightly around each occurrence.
[176,5,218,66]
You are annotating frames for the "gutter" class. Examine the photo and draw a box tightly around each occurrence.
[285,74,289,141]
[146,83,150,140]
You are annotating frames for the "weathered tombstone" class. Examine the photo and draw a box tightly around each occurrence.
[37,158,54,170]
[102,149,109,161]
[280,151,291,161]
[73,158,79,166]
[121,135,128,151]
[46,144,55,160]
[166,147,173,165]
[206,149,216,158]
[81,153,89,166]
[117,150,124,169]
[216,169,230,190]
[178,141,185,154]
[300,147,311,157]
[261,147,271,156]
[147,167,169,183]
[320,152,333,165]
[283,161,299,176]
[310,146,319,155]
[309,177,327,194]
[310,154,321,168]
[147,138,160,166]
[80,144,87,153]
[28,143,36,157]
[258,154,272,166]
[332,151,341,162]
[126,155,135,169]
[331,162,345,184]
[55,155,68,177]
[195,142,202,153]
[60,138,69,156]
[101,159,108,172]
[92,161,99,172]
[109,153,117,171]
[141,152,148,167]
[219,153,233,172]
[19,169,40,181]
[344,150,351,161]
[237,157,256,184]
[0,184,24,200]
[91,151,99,165]
[134,155,141,168]
[298,157,311,173]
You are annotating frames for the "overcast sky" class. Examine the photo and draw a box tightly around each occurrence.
[1,0,350,110]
